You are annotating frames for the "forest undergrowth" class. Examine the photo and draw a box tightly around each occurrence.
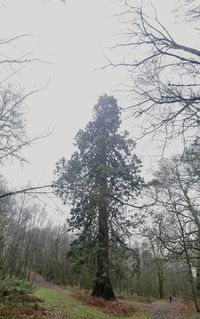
[0,273,197,319]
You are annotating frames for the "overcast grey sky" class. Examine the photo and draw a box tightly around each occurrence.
[0,0,193,202]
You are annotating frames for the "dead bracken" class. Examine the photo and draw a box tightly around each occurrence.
[70,290,136,316]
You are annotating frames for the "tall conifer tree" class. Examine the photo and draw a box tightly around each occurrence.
[54,95,144,299]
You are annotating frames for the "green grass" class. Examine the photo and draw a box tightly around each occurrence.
[36,289,151,319]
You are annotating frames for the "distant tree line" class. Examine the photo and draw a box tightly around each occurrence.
[0,179,195,301]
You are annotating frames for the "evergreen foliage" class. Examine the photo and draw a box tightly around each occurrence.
[54,95,144,299]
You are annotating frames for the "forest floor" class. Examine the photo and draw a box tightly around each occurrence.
[31,273,197,319]
[0,273,198,319]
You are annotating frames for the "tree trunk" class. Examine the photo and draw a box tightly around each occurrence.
[92,192,115,300]
[196,230,200,296]
[92,140,115,300]
[196,259,200,296]
[158,270,164,299]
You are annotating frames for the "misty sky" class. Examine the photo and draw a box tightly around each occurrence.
[0,0,194,215]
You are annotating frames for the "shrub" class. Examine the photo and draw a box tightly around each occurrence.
[0,276,34,303]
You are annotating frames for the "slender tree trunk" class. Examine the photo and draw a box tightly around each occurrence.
[186,256,200,312]
[196,230,200,296]
[196,259,200,296]
[149,239,164,299]
[176,212,200,312]
[157,270,164,299]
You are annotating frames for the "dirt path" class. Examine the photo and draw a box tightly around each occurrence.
[124,298,194,319]
[150,299,195,319]
[29,272,68,292]
[150,302,174,319]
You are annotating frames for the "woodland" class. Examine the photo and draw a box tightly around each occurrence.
[0,1,200,319]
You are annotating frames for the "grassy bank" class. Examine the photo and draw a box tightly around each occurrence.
[36,289,150,319]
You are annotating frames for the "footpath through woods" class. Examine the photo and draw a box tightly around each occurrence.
[150,300,194,319]
[124,297,196,319]
[31,273,196,319]
[30,272,68,292]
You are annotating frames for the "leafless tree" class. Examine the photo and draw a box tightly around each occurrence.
[178,0,200,22]
[142,148,200,310]
[111,1,200,147]
[0,33,54,201]
[0,34,47,164]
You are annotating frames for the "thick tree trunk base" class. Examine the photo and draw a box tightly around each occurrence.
[92,277,116,300]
